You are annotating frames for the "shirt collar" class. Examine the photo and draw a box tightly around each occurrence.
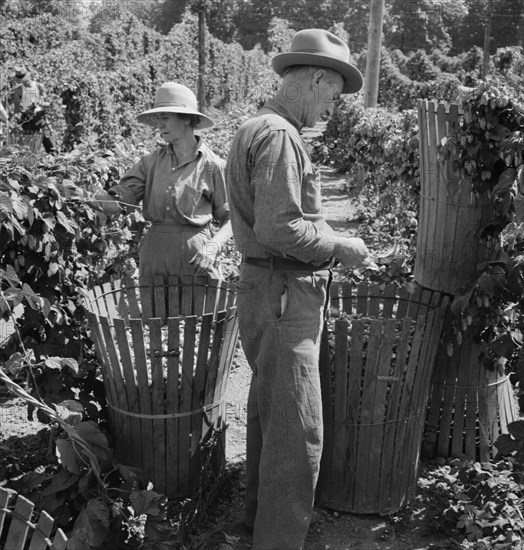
[165,136,204,167]
[259,97,303,131]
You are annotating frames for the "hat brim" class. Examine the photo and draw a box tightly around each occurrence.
[272,52,363,94]
[137,106,214,129]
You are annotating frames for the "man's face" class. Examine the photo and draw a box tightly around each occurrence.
[304,70,344,128]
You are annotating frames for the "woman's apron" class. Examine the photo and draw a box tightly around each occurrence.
[138,223,220,283]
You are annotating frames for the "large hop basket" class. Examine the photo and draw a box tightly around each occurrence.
[316,283,447,515]
[84,275,239,499]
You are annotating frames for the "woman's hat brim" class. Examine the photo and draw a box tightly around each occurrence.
[137,106,214,129]
[272,52,363,94]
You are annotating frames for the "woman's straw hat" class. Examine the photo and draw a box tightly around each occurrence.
[137,82,214,129]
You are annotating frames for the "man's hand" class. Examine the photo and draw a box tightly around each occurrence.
[333,236,378,270]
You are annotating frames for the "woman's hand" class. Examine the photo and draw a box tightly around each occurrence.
[94,192,124,215]
[189,243,221,278]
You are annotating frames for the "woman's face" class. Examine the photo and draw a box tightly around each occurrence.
[152,113,188,143]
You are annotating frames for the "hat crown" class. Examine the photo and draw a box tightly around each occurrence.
[288,29,350,63]
[153,82,198,110]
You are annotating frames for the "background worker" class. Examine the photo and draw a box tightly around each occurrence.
[7,64,57,154]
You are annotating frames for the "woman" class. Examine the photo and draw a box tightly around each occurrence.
[96,82,232,283]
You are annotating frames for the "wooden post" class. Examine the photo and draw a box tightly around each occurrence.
[198,6,206,113]
[364,0,385,108]
[482,0,493,80]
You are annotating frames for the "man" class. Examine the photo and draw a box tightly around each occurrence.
[226,29,376,550]
[8,65,57,154]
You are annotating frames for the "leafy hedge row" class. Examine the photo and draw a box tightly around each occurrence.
[316,99,420,217]
[1,10,278,151]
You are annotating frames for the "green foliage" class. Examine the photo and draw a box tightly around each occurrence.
[316,98,420,237]
[377,48,462,111]
[421,457,524,547]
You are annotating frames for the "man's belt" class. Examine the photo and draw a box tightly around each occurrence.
[243,256,332,272]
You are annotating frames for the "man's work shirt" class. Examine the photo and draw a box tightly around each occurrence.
[226,97,336,265]
[108,137,229,226]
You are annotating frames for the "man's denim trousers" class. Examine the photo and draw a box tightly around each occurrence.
[236,263,330,550]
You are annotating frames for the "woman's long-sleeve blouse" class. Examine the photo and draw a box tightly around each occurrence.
[109,137,229,226]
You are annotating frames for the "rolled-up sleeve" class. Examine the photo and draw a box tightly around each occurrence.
[108,159,147,206]
[210,159,230,223]
[250,130,336,264]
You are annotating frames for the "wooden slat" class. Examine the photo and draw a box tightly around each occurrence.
[354,320,382,512]
[153,275,166,321]
[204,310,226,419]
[395,287,410,319]
[193,276,208,316]
[180,276,193,316]
[465,344,480,460]
[204,279,219,315]
[331,318,349,503]
[102,281,119,321]
[368,285,382,317]
[369,319,395,510]
[341,282,353,314]
[28,509,54,550]
[93,284,108,318]
[139,278,153,322]
[113,317,142,467]
[178,315,198,496]
[378,318,412,511]
[346,319,364,510]
[168,275,180,317]
[129,318,155,485]
[426,100,440,290]
[214,307,239,416]
[381,284,397,318]
[478,361,491,461]
[51,529,68,550]
[450,335,470,457]
[4,493,34,549]
[191,312,213,480]
[0,488,16,539]
[123,280,141,319]
[216,280,228,313]
[149,317,166,493]
[355,284,368,315]
[165,316,181,497]
[391,315,424,510]
[98,316,123,432]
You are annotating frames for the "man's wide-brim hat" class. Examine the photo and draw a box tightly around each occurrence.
[272,29,363,94]
[137,82,214,129]
[13,64,30,83]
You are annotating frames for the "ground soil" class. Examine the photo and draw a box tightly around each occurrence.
[0,167,459,549]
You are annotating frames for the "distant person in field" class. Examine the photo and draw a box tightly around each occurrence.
[8,65,57,154]
[96,82,232,284]
[226,29,377,549]
[0,103,8,124]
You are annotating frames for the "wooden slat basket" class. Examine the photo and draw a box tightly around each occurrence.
[84,275,239,499]
[6,131,43,153]
[316,283,447,515]
[415,99,495,294]
[0,487,68,550]
[423,315,518,462]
